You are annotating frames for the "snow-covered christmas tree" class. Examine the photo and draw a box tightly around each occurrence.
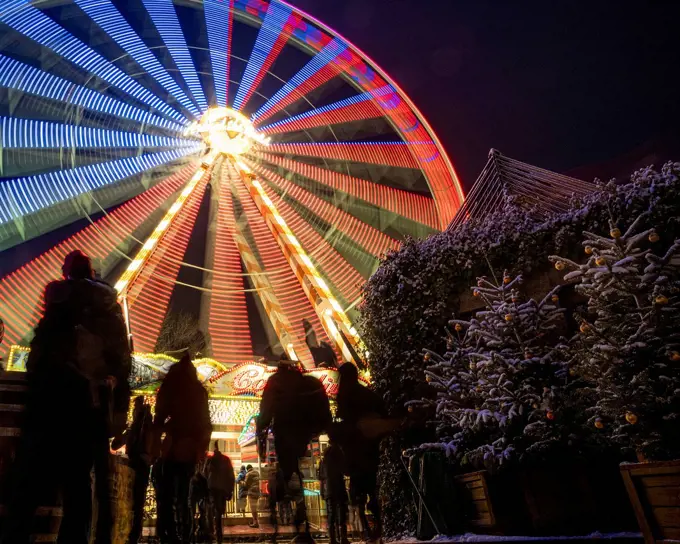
[415,273,573,469]
[552,215,680,460]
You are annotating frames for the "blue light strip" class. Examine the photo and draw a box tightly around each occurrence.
[0,147,202,223]
[0,117,199,149]
[232,0,293,112]
[140,0,208,112]
[204,0,233,108]
[0,1,186,124]
[74,0,201,118]
[258,86,393,132]
[0,55,184,133]
[252,38,346,123]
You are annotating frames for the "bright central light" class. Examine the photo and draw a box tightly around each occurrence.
[186,107,270,156]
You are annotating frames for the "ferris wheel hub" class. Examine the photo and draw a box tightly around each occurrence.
[187,107,270,157]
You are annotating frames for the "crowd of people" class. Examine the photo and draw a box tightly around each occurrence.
[0,250,398,544]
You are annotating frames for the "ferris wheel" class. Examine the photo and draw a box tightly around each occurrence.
[0,0,464,368]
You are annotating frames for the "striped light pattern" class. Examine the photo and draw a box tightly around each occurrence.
[0,147,202,223]
[116,157,214,296]
[251,171,365,309]
[236,160,365,363]
[204,162,254,365]
[0,55,183,133]
[0,1,186,123]
[124,171,212,352]
[0,117,198,149]
[249,160,398,258]
[266,142,427,169]
[140,0,208,112]
[231,169,320,368]
[232,0,299,111]
[258,87,388,134]
[204,0,234,108]
[0,163,199,349]
[255,152,440,229]
[74,0,201,117]
[251,38,346,123]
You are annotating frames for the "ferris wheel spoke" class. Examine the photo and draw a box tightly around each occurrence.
[125,168,212,353]
[0,56,185,134]
[251,38,346,124]
[0,4,187,124]
[201,161,254,365]
[258,87,391,135]
[0,117,198,150]
[251,172,365,309]
[253,152,440,229]
[247,159,398,259]
[232,1,300,112]
[140,0,208,112]
[0,147,201,226]
[0,161,200,349]
[204,0,234,109]
[265,141,426,169]
[231,173,317,367]
[74,0,201,118]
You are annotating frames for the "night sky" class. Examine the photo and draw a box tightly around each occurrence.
[288,0,680,189]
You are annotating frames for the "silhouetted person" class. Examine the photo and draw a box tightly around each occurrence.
[337,363,394,542]
[206,441,235,543]
[117,396,153,544]
[319,426,349,544]
[2,250,131,544]
[189,467,209,543]
[155,353,212,544]
[268,460,290,535]
[257,359,332,539]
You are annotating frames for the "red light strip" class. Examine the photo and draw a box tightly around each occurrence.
[253,174,364,308]
[232,171,324,368]
[259,98,383,135]
[227,163,310,363]
[207,163,254,364]
[0,164,199,356]
[125,172,211,353]
[255,152,439,229]
[265,142,424,170]
[247,160,398,258]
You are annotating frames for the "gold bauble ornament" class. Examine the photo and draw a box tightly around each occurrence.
[595,257,606,266]
[655,295,668,305]
[425,375,432,383]
[569,368,577,377]
[532,403,538,409]
[473,290,480,297]
[625,412,638,424]
[503,276,511,285]
[610,228,621,239]
[408,405,414,413]
[469,363,476,371]
[454,323,463,332]
[504,314,513,322]
[546,410,555,420]
[580,322,590,333]
[671,351,680,361]
[649,232,660,243]
[551,295,560,303]
[555,261,566,271]
[584,246,593,255]
[594,418,604,429]
[423,352,431,361]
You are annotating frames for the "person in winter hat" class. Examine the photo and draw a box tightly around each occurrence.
[242,465,261,528]
[206,441,235,543]
[235,466,248,514]
[2,250,131,544]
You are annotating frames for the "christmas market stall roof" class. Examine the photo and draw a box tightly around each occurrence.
[448,149,596,231]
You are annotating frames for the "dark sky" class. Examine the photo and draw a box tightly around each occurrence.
[288,0,680,189]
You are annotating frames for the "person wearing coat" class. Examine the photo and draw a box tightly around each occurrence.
[155,353,212,544]
[206,442,235,543]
